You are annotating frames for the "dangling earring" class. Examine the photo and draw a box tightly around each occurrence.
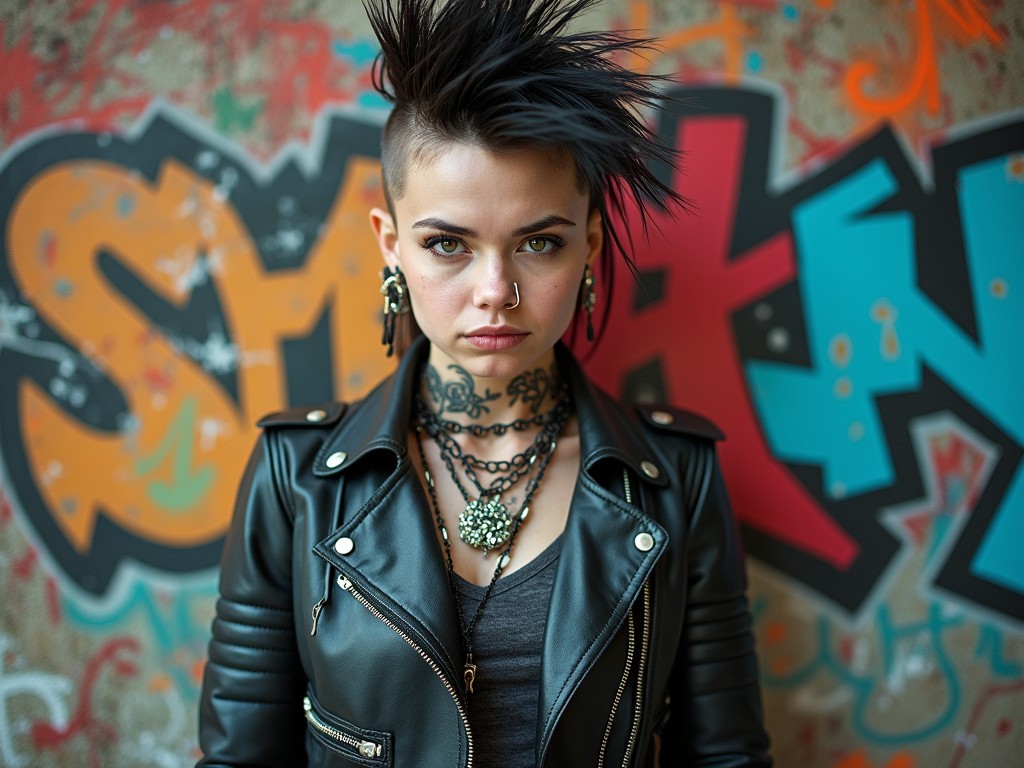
[581,264,596,342]
[380,266,410,357]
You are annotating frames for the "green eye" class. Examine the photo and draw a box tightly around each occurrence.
[527,238,548,252]
[422,235,466,256]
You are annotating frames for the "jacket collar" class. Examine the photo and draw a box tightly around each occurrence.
[557,343,669,488]
[311,337,424,476]
[314,335,668,489]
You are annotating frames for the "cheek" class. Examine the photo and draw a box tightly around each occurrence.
[407,271,460,320]
[549,272,581,302]
[533,278,580,320]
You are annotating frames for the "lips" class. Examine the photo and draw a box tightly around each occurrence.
[464,325,529,351]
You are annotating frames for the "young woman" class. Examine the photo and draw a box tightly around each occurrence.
[198,1,772,765]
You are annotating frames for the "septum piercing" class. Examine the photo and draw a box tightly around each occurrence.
[505,282,521,310]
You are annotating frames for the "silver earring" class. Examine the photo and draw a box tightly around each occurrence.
[505,282,521,310]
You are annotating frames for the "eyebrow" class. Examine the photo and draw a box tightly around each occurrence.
[411,215,577,238]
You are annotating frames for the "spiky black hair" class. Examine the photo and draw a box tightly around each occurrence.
[364,0,686,268]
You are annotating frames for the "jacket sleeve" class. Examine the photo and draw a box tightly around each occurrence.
[660,447,773,767]
[197,430,307,766]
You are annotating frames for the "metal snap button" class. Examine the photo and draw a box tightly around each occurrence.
[640,460,660,479]
[650,410,674,425]
[325,451,347,469]
[334,537,355,555]
[634,532,655,552]
[358,742,380,758]
[306,408,328,422]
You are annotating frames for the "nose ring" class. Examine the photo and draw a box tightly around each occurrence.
[505,282,521,310]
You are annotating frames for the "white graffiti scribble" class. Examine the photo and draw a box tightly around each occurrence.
[0,634,72,768]
[117,685,191,768]
[0,291,73,366]
[198,417,230,452]
[170,328,239,376]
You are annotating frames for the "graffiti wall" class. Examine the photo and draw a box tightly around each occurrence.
[1,1,1021,766]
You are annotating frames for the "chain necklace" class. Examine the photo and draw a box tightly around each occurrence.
[415,392,570,552]
[418,403,549,494]
[422,411,550,437]
[413,422,561,695]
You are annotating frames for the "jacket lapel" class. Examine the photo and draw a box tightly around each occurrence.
[312,338,465,682]
[537,349,669,747]
[538,476,666,745]
[316,462,466,682]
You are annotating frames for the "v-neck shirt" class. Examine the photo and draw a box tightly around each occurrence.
[452,536,561,768]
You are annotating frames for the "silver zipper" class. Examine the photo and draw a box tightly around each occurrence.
[600,467,649,768]
[622,580,651,767]
[303,695,382,759]
[597,609,635,768]
[336,573,474,766]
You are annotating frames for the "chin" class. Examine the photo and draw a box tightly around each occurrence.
[460,354,533,381]
[458,345,554,381]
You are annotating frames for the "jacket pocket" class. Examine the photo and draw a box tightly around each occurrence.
[303,691,393,766]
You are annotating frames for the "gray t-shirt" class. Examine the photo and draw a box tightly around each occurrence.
[454,537,561,768]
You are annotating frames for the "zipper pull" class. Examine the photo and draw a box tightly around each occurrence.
[310,598,326,636]
[338,574,352,591]
[310,566,334,636]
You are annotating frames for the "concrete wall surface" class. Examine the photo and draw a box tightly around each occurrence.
[1,1,1021,766]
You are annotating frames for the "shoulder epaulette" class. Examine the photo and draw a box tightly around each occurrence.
[635,404,725,442]
[256,402,347,429]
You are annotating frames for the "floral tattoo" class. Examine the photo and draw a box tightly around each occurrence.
[424,363,563,419]
[508,367,561,414]
[425,364,500,418]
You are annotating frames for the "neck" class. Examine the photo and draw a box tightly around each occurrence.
[420,352,564,426]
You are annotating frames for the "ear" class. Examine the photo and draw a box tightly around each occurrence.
[369,207,401,269]
[585,208,603,268]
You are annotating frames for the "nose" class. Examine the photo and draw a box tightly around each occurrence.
[474,256,520,311]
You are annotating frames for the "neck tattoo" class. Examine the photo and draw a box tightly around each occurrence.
[423,361,564,420]
[414,363,571,694]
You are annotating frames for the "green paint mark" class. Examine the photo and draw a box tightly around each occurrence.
[135,396,215,510]
[211,86,263,136]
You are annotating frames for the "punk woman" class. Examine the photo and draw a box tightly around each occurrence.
[198,1,773,765]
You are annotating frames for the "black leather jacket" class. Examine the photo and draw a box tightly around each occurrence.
[198,338,772,767]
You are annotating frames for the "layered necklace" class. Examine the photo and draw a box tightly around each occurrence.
[413,384,571,694]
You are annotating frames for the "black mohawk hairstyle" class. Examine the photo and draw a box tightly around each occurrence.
[364,0,686,267]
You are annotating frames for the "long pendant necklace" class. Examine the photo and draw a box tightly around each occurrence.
[413,403,567,694]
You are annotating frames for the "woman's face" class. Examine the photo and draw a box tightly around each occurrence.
[371,141,602,380]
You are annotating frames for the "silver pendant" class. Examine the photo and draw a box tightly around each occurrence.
[458,497,512,551]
